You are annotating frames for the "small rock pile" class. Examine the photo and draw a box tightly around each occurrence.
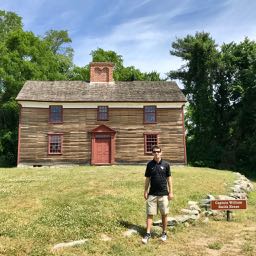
[153,172,254,228]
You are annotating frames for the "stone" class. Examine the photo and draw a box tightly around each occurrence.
[206,194,215,200]
[188,214,200,220]
[187,201,198,206]
[153,220,162,226]
[100,234,112,241]
[200,199,211,210]
[202,217,209,223]
[184,222,190,227]
[200,195,215,209]
[52,239,88,251]
[175,215,192,223]
[215,195,235,200]
[123,229,138,237]
[188,204,201,212]
[167,217,178,226]
[229,192,247,199]
[204,210,220,217]
[153,217,178,227]
[181,209,200,215]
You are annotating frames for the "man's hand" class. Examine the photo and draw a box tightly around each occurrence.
[144,191,148,200]
[168,192,174,201]
[144,177,150,200]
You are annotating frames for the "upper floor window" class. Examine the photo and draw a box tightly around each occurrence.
[144,106,156,123]
[97,106,109,121]
[49,105,63,123]
[48,134,63,154]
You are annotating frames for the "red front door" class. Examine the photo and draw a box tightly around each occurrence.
[94,137,111,164]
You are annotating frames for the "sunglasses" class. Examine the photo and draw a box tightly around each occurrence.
[152,151,161,153]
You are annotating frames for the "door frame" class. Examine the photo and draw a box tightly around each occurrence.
[90,124,116,165]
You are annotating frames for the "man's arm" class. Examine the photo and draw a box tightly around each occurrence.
[144,177,150,200]
[167,176,173,200]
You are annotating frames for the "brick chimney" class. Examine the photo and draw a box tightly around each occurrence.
[90,62,114,84]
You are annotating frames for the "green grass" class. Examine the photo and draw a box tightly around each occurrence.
[0,165,255,256]
[208,241,223,250]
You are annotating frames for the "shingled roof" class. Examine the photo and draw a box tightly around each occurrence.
[16,80,186,102]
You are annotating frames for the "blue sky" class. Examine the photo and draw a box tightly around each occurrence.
[1,0,256,78]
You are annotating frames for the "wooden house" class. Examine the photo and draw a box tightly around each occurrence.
[16,62,187,166]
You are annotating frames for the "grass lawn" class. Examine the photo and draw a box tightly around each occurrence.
[0,165,255,256]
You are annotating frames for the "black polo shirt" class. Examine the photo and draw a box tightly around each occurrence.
[145,159,171,196]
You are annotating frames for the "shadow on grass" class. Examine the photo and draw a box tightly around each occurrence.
[118,220,145,236]
[118,220,160,238]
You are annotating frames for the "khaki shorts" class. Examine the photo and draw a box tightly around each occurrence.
[146,195,169,215]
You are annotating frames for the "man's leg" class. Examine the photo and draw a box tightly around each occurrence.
[142,196,157,244]
[158,196,169,241]
[146,214,153,233]
[142,215,153,244]
[161,214,168,233]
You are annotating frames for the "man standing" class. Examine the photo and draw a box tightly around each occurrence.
[142,145,173,244]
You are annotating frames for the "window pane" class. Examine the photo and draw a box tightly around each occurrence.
[144,106,156,123]
[145,106,155,112]
[98,106,108,120]
[145,113,156,123]
[50,106,62,123]
[49,135,62,153]
[146,134,157,152]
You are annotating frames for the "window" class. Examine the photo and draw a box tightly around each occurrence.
[144,134,158,153]
[144,106,156,123]
[48,134,63,154]
[97,106,109,121]
[49,105,63,123]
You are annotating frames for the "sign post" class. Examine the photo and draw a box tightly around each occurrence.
[210,199,247,221]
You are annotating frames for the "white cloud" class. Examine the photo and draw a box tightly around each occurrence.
[2,0,256,80]
[72,10,186,74]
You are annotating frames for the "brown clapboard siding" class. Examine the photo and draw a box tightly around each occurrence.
[19,107,185,165]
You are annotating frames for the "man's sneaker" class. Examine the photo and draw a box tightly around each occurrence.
[142,233,151,244]
[160,232,167,242]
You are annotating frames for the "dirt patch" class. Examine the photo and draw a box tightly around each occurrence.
[187,223,256,256]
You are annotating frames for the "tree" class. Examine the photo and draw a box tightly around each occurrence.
[143,71,162,81]
[43,30,74,74]
[169,32,220,167]
[0,10,74,166]
[0,10,22,40]
[90,48,162,81]
[220,39,256,176]
[170,32,256,176]
[68,65,90,81]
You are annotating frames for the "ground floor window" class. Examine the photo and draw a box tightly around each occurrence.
[144,133,158,154]
[48,134,63,154]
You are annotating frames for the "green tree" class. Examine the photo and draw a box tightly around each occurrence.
[170,32,256,176]
[90,48,162,81]
[169,32,221,167]
[68,65,90,81]
[0,10,74,166]
[43,29,74,74]
[0,10,22,40]
[143,71,162,81]
[90,48,124,80]
[221,39,256,175]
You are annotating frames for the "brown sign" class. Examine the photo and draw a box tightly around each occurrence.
[211,200,247,210]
